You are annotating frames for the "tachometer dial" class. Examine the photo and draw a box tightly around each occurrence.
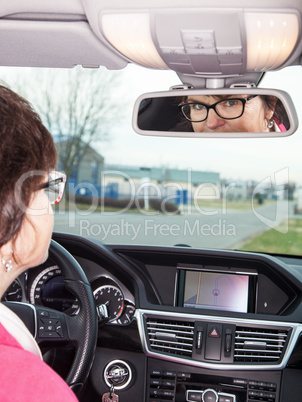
[30,265,79,315]
[93,285,124,322]
[117,304,135,325]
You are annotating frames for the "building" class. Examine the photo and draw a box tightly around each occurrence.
[103,165,220,204]
[54,137,104,194]
[54,134,220,203]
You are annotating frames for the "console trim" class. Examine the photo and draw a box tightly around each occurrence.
[136,309,302,371]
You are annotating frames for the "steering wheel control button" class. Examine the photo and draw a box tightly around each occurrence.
[38,310,50,317]
[38,318,64,338]
[202,389,218,402]
[55,323,63,337]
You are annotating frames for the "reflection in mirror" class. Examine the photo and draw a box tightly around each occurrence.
[136,92,291,135]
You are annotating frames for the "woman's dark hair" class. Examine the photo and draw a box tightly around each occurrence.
[260,95,289,129]
[0,85,57,247]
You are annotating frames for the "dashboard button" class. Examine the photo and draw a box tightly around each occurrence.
[150,379,162,386]
[205,324,222,361]
[163,370,176,378]
[162,379,175,388]
[162,390,174,398]
[219,396,235,402]
[233,379,247,385]
[150,369,162,377]
[187,391,202,401]
[150,389,164,398]
[202,389,218,402]
[178,372,191,379]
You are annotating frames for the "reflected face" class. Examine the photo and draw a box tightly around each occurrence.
[187,95,274,133]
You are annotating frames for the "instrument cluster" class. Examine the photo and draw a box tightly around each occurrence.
[2,263,135,326]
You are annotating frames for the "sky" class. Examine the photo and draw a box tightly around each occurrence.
[0,63,302,186]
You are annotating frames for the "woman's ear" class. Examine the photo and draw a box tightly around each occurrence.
[265,97,278,121]
[0,240,14,260]
[266,109,274,121]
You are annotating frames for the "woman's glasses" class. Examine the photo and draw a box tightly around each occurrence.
[179,95,258,122]
[39,171,66,204]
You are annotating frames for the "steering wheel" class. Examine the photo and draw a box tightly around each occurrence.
[5,240,98,397]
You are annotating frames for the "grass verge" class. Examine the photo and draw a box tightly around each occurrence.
[240,218,302,256]
[196,199,273,211]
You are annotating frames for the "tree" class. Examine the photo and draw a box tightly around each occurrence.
[284,182,296,201]
[0,66,125,178]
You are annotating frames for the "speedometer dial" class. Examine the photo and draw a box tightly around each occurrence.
[2,279,22,302]
[93,285,124,322]
[30,265,79,315]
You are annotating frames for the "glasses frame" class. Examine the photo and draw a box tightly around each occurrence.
[179,95,258,122]
[39,171,67,205]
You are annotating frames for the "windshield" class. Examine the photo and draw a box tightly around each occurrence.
[1,65,301,255]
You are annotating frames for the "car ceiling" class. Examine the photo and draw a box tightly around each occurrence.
[0,0,302,88]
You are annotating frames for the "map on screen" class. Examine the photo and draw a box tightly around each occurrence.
[183,270,249,313]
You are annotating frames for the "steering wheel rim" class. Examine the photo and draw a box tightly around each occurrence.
[46,239,98,393]
[4,240,97,396]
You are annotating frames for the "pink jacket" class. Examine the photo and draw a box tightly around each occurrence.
[0,323,78,401]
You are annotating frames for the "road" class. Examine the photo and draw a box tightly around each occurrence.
[53,200,291,249]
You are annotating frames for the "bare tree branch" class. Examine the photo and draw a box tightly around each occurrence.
[1,66,126,178]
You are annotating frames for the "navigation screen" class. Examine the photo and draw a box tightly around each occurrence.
[183,271,249,313]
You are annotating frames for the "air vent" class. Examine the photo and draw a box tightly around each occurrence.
[234,326,289,363]
[146,318,194,357]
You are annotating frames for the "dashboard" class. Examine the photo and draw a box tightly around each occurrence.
[4,233,302,402]
[3,257,135,326]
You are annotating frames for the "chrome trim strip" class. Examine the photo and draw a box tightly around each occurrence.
[136,308,302,371]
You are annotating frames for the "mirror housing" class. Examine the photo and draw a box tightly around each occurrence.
[133,88,298,138]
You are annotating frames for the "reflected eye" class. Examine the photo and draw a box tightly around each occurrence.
[222,100,240,108]
[191,103,206,111]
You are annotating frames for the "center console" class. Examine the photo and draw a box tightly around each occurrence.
[148,358,280,402]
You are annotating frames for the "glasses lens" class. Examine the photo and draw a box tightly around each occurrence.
[45,172,65,204]
[215,99,244,119]
[182,104,208,122]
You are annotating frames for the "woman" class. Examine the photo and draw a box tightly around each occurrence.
[0,85,77,401]
[178,94,287,133]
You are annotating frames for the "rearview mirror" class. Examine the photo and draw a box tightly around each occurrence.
[133,88,298,138]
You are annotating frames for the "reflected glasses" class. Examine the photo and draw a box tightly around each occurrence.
[39,171,66,204]
[179,95,258,122]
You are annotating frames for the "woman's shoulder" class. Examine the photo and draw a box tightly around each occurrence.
[0,324,78,402]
